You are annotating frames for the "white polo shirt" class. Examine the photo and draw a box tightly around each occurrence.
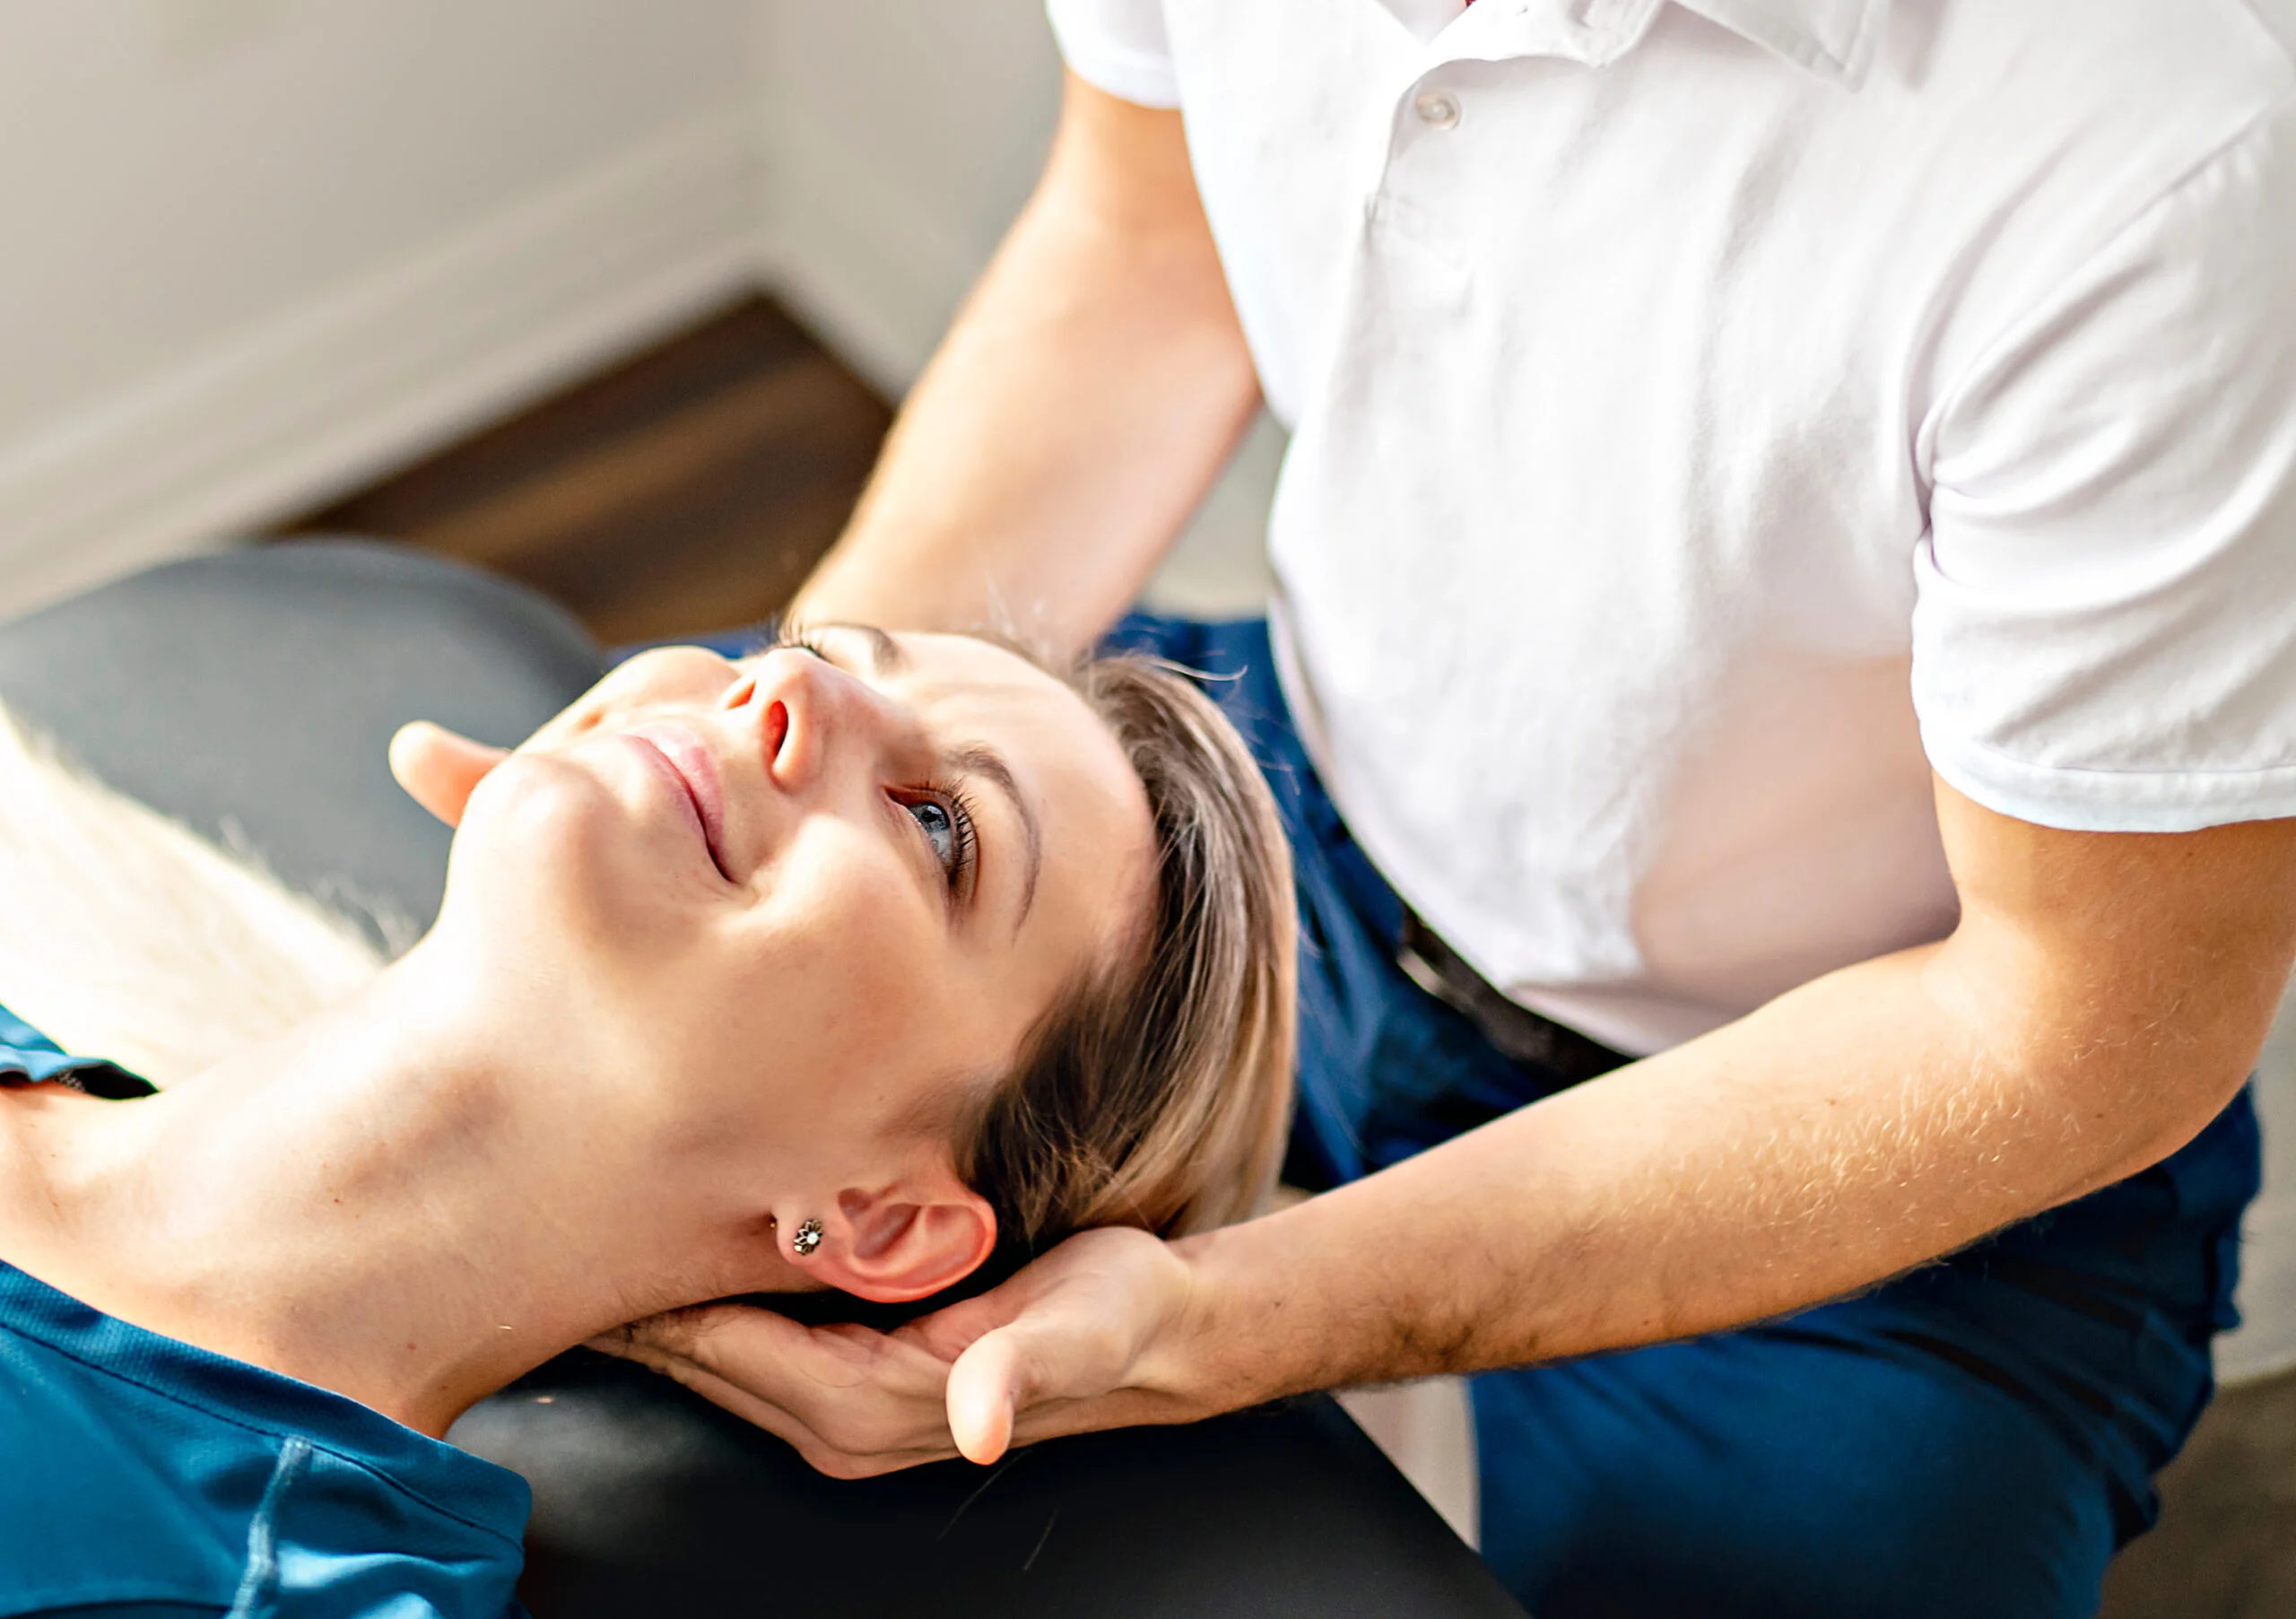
[1049,0,2296,1056]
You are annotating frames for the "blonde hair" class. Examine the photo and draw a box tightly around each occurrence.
[0,707,387,1086]
[952,652,1298,1269]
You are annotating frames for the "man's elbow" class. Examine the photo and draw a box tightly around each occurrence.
[1928,784,2296,1202]
[2030,984,2279,1202]
[1926,931,2283,1208]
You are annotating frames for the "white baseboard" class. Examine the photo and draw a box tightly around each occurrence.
[2222,1189,2296,1385]
[0,108,768,620]
[1336,1378,1480,1548]
[2223,992,2296,1385]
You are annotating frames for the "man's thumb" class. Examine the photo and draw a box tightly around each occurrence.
[389,721,509,827]
[946,1330,1028,1465]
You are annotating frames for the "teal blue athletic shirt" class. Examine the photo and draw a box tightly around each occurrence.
[0,1007,531,1618]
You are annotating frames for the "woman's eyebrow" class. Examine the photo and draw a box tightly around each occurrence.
[813,621,908,676]
[952,743,1041,930]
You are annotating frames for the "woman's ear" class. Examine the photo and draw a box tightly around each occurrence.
[389,721,510,828]
[806,1176,997,1304]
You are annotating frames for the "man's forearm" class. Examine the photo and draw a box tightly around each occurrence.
[792,73,1260,654]
[1157,937,2257,1414]
[1135,793,2296,1419]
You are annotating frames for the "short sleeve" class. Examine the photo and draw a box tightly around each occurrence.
[1912,94,2296,832]
[1046,0,1180,109]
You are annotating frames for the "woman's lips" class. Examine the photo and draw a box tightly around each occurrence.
[623,724,734,882]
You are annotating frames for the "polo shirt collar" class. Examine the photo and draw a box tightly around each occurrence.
[1668,0,1892,83]
[1432,0,1891,86]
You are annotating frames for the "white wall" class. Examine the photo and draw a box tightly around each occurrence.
[0,0,762,614]
[0,0,1273,622]
[754,0,1059,398]
[2221,979,2296,1381]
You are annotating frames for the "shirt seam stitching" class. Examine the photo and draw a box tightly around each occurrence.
[1926,83,2296,470]
[1926,729,2296,783]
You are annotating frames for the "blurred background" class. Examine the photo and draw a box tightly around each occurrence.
[0,4,2285,1611]
[0,0,1280,632]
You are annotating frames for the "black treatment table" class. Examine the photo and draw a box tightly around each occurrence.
[0,540,1527,1619]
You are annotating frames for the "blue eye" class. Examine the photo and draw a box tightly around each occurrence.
[899,790,978,892]
[907,798,957,869]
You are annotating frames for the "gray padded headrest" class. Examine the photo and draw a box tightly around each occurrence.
[0,540,604,948]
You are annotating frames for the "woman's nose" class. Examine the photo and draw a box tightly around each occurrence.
[723,648,917,795]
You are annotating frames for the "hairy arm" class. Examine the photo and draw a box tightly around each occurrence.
[788,71,1260,653]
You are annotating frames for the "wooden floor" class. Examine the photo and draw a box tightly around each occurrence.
[282,296,891,647]
[278,290,2296,1619]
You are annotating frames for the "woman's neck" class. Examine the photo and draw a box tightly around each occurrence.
[0,940,797,1436]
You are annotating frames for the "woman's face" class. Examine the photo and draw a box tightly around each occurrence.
[433,628,1155,1185]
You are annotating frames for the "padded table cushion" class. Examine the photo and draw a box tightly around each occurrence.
[0,540,1526,1619]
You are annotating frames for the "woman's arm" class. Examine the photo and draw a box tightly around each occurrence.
[596,784,2296,1474]
[787,70,1261,655]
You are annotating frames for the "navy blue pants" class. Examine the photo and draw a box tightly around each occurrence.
[1106,614,2259,1619]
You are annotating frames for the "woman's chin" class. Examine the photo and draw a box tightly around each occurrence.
[444,791,719,966]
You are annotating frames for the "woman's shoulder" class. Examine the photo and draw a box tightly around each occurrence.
[0,1262,527,1619]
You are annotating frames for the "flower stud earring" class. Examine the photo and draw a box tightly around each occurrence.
[791,1217,824,1258]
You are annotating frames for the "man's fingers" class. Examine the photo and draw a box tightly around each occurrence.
[388,721,508,827]
[592,1304,971,1472]
[596,1306,902,1398]
[588,1302,744,1371]
[596,1300,803,1362]
[611,1344,948,1478]
[596,1336,948,1477]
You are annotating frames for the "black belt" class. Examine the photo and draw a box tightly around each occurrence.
[1396,909,1632,1086]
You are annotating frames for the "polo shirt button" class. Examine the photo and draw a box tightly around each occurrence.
[1413,90,1462,128]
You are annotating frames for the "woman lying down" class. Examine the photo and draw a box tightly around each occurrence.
[0,626,1294,1617]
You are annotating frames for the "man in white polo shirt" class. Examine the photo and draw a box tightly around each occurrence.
[610,2,2296,1611]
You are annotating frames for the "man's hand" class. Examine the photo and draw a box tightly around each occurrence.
[591,1227,1205,1475]
[388,720,507,826]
